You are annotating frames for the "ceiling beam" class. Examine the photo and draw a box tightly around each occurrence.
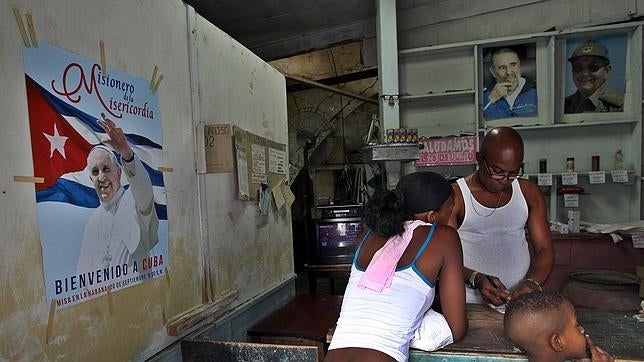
[286,66,378,92]
[283,73,379,105]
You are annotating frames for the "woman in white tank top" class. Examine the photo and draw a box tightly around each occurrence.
[326,172,467,362]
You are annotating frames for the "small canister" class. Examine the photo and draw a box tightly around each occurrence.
[386,129,394,143]
[410,128,418,143]
[406,128,414,143]
[566,157,575,172]
[393,129,401,143]
[591,156,600,171]
[539,159,547,173]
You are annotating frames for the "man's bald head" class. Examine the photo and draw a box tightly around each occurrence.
[480,126,524,164]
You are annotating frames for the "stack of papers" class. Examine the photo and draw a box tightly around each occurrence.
[580,220,644,245]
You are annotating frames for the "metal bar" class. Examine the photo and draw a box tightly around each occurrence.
[283,73,379,105]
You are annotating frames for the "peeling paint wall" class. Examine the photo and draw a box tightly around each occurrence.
[0,0,291,360]
[193,16,292,303]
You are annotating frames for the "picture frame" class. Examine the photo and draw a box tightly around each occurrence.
[480,42,544,127]
[558,31,630,123]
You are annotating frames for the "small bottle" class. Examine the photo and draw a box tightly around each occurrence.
[393,129,401,143]
[386,129,394,143]
[539,159,547,173]
[614,150,624,170]
[591,156,600,171]
[566,157,575,172]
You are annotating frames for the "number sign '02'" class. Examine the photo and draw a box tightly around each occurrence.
[197,123,233,174]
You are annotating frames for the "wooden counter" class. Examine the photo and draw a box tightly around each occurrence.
[409,305,643,361]
[246,294,642,361]
[327,304,644,361]
[325,304,523,358]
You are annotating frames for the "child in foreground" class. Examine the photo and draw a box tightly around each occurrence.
[325,172,467,362]
[503,292,614,362]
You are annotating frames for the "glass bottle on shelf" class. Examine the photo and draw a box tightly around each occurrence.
[614,150,624,170]
[566,157,575,172]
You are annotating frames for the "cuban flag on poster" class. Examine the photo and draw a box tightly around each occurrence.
[23,42,168,309]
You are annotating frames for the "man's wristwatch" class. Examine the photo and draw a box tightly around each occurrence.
[468,271,480,289]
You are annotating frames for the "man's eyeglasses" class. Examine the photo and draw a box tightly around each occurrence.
[481,156,523,180]
[572,61,609,74]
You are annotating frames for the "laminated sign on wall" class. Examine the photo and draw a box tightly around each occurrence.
[22,42,169,309]
[416,134,478,167]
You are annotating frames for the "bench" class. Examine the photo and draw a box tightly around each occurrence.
[247,294,342,361]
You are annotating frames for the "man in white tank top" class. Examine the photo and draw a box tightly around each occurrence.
[448,126,554,306]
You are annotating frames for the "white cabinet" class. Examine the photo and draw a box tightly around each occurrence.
[398,23,643,224]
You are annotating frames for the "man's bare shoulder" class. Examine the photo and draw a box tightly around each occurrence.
[517,177,545,201]
[445,181,464,228]
[452,181,463,193]
[431,224,462,252]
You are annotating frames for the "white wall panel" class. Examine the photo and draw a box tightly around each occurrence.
[0,0,290,360]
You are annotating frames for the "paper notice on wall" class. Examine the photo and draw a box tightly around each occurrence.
[611,170,628,183]
[251,172,267,184]
[251,143,266,174]
[631,234,644,248]
[269,146,287,174]
[272,183,286,209]
[563,194,579,208]
[280,182,296,208]
[588,171,606,184]
[561,172,578,185]
[235,142,249,198]
[537,173,553,186]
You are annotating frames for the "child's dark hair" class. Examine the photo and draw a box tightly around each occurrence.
[363,172,452,237]
[504,292,566,327]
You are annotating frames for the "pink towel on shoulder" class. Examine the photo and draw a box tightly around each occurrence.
[358,220,431,292]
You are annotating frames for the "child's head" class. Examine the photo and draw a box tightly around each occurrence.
[363,172,454,237]
[504,292,587,361]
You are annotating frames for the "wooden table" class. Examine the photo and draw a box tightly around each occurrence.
[247,294,343,361]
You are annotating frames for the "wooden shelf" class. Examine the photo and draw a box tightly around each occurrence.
[399,23,642,224]
[400,89,475,102]
[525,170,635,177]
[479,118,638,132]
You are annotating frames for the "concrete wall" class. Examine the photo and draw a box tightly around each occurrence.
[0,0,291,360]
[240,0,644,64]
[376,0,643,67]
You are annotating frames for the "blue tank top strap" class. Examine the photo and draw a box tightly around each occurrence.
[352,229,372,266]
[411,223,437,262]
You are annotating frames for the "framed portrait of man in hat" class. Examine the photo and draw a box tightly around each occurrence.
[563,34,627,114]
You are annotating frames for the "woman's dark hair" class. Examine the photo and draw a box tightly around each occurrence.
[363,172,453,237]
